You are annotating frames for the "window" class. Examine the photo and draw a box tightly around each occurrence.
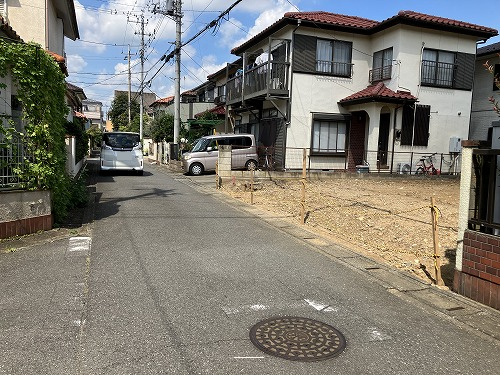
[316,39,352,77]
[401,104,431,146]
[293,34,353,77]
[371,48,393,82]
[421,49,455,87]
[494,64,500,91]
[420,49,475,90]
[311,117,348,154]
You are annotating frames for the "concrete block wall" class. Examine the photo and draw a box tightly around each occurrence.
[0,190,53,239]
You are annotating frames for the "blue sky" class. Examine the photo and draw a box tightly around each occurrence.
[66,0,500,112]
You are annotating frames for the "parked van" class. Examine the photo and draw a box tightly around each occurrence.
[183,134,258,175]
[100,132,144,175]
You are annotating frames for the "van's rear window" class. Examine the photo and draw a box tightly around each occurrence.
[103,133,140,148]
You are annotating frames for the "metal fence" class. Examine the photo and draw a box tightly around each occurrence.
[0,132,30,190]
[253,146,462,176]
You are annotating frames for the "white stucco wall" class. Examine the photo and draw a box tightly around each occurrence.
[284,25,480,170]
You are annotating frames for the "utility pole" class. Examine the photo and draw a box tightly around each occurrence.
[131,13,147,140]
[173,0,182,157]
[154,1,182,159]
[127,44,132,127]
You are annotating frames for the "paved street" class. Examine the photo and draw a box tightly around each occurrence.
[1,159,500,374]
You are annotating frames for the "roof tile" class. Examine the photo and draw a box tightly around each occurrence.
[339,83,417,105]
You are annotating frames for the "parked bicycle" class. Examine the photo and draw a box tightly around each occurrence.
[415,153,440,175]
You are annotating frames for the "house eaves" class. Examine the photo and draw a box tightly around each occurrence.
[477,41,500,57]
[339,82,417,106]
[0,15,23,41]
[53,0,80,40]
[231,10,498,56]
[373,10,498,40]
[231,11,377,55]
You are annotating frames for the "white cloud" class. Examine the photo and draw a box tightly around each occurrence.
[67,54,87,73]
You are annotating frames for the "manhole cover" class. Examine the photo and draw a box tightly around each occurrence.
[249,316,346,362]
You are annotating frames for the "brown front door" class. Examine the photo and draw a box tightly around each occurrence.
[378,113,390,168]
[348,111,366,171]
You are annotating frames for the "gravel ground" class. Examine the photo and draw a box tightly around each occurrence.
[221,174,461,287]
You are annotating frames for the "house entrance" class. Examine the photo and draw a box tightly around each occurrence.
[378,113,390,168]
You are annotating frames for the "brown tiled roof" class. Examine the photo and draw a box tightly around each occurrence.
[378,10,498,35]
[0,16,22,41]
[231,10,497,55]
[74,111,87,119]
[194,105,225,118]
[339,82,417,106]
[152,96,174,106]
[46,50,68,76]
[284,11,378,29]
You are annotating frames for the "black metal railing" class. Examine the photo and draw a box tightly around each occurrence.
[468,149,500,233]
[369,65,392,83]
[0,131,30,190]
[421,60,456,88]
[226,61,289,104]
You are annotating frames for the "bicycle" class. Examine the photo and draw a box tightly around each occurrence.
[260,147,275,170]
[415,153,440,175]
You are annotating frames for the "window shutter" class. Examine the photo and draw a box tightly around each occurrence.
[413,105,430,146]
[401,105,414,146]
[454,52,475,90]
[293,34,316,73]
[0,0,5,17]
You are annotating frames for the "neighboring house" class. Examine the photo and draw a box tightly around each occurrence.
[82,99,105,130]
[1,0,79,62]
[150,82,215,125]
[114,90,157,115]
[66,82,87,124]
[470,42,500,141]
[0,14,23,131]
[223,10,497,172]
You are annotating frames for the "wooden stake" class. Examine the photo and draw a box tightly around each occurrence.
[431,197,444,286]
[250,168,254,205]
[300,149,307,224]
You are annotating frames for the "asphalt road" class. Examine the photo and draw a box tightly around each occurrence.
[1,160,500,374]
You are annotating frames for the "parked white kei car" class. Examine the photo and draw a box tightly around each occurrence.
[100,132,144,175]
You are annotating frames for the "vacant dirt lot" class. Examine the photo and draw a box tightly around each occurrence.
[221,174,460,287]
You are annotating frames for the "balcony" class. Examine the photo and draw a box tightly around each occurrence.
[369,65,392,83]
[226,61,290,105]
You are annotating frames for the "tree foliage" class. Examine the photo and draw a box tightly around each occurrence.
[150,112,174,143]
[0,40,84,223]
[108,92,140,131]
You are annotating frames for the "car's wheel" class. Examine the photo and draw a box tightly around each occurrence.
[189,163,204,176]
[246,159,258,171]
[415,167,424,175]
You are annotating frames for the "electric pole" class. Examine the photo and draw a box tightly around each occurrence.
[174,0,182,151]
[127,44,132,127]
[131,13,147,140]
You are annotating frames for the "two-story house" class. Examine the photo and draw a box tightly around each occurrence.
[470,42,500,141]
[82,99,105,130]
[224,10,497,172]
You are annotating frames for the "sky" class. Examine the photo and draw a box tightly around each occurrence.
[66,0,500,113]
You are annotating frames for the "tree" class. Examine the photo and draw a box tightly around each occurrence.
[150,112,174,143]
[108,92,140,130]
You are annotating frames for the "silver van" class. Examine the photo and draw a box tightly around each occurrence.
[183,134,258,175]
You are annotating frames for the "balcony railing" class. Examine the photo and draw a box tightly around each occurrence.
[226,61,290,105]
[421,60,456,88]
[369,65,392,83]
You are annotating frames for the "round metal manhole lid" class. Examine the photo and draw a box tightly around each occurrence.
[249,316,346,362]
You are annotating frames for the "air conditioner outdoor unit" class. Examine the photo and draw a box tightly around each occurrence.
[398,162,412,174]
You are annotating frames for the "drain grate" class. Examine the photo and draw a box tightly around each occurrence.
[249,316,346,362]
